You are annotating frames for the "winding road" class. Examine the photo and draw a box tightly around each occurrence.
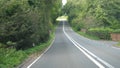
[28,21,120,68]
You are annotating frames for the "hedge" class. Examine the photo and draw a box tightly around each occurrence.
[112,29,120,33]
[87,28,113,40]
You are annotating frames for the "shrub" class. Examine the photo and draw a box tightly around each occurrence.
[71,19,84,31]
[87,28,113,40]
[0,48,27,68]
[112,29,120,33]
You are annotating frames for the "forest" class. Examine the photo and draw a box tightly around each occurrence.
[0,0,61,67]
[63,0,120,40]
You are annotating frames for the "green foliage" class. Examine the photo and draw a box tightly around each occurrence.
[117,42,120,47]
[0,0,61,67]
[73,22,84,31]
[87,28,113,40]
[63,0,118,40]
[77,31,100,40]
[25,35,53,55]
[0,47,26,68]
[0,0,61,49]
[112,29,120,33]
[0,30,55,68]
[63,0,120,39]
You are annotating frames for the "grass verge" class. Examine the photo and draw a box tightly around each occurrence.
[25,33,54,55]
[115,42,120,47]
[0,31,55,68]
[72,27,100,40]
[77,31,100,40]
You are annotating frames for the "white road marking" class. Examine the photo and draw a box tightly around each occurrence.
[73,40,114,68]
[27,22,114,68]
[27,38,55,68]
[63,22,114,68]
[112,46,120,50]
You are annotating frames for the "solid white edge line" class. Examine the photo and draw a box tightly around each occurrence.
[27,38,55,68]
[67,34,105,68]
[112,46,120,50]
[63,22,105,68]
[73,40,114,68]
[69,24,114,68]
[63,22,114,68]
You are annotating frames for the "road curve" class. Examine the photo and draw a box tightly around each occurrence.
[28,21,120,68]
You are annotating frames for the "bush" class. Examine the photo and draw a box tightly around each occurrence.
[0,29,54,68]
[75,23,83,31]
[0,48,27,68]
[71,19,84,31]
[112,29,120,33]
[87,28,113,40]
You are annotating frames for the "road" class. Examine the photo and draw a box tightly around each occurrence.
[28,21,120,68]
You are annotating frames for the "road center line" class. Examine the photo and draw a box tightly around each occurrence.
[63,22,114,68]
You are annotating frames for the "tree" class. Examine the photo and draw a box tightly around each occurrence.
[0,0,62,49]
[63,0,120,30]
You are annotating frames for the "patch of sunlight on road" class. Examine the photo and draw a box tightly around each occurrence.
[56,16,68,21]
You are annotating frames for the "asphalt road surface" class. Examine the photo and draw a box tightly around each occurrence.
[28,21,120,68]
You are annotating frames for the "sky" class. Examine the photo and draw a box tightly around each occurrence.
[62,0,67,6]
